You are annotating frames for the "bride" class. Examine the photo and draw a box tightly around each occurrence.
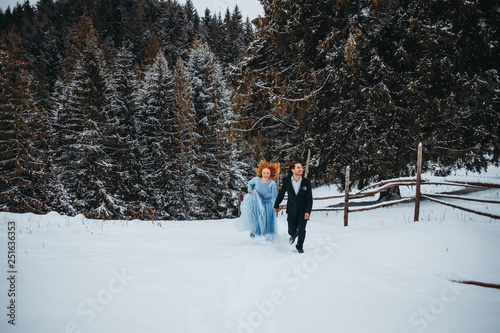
[236,161,280,239]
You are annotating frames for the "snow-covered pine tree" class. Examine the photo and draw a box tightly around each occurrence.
[232,0,331,167]
[205,12,224,62]
[120,0,149,65]
[136,50,185,219]
[181,0,200,52]
[105,45,145,217]
[29,40,64,213]
[388,0,500,173]
[56,17,119,219]
[0,30,50,213]
[142,33,161,69]
[187,40,239,218]
[242,17,254,48]
[152,0,197,65]
[170,57,199,219]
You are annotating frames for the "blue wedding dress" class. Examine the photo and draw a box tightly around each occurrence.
[236,177,277,237]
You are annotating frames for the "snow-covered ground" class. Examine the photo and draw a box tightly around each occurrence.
[1,167,500,333]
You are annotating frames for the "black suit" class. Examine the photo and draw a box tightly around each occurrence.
[274,175,313,248]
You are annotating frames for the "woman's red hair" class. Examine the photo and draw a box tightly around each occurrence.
[255,161,280,180]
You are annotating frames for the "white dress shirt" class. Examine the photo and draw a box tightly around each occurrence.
[292,176,302,195]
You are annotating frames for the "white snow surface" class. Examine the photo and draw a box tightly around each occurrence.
[1,167,500,333]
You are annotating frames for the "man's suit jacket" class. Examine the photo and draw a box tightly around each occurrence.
[274,175,313,217]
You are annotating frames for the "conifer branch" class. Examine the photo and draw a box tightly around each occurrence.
[235,114,298,132]
[253,73,330,102]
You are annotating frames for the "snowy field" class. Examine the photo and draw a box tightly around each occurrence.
[1,167,500,333]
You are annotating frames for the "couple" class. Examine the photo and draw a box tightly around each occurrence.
[237,161,313,253]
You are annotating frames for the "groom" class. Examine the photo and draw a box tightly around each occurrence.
[274,162,313,253]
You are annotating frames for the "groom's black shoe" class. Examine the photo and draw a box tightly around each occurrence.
[296,245,304,253]
[289,235,296,245]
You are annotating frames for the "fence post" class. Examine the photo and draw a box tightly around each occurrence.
[305,149,311,178]
[344,166,350,227]
[276,162,280,217]
[414,143,423,222]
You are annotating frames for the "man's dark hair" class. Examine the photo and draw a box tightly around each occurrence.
[288,162,300,176]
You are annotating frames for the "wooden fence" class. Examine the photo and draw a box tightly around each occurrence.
[310,175,500,225]
[243,144,500,225]
[313,143,500,225]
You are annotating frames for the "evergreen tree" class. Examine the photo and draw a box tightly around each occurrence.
[153,0,195,64]
[182,0,200,43]
[136,50,187,219]
[231,0,329,165]
[170,57,199,219]
[56,18,118,218]
[0,30,50,213]
[188,40,238,218]
[205,12,224,61]
[143,32,161,68]
[106,45,144,216]
[317,0,500,185]
[242,17,254,47]
[219,6,245,66]
[121,0,149,65]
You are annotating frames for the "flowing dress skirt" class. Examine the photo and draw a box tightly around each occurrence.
[235,192,277,236]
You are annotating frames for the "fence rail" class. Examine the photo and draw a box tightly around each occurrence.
[421,194,500,220]
[270,143,500,225]
[311,198,416,213]
[308,180,500,219]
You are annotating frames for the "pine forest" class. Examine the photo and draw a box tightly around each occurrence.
[1,0,499,220]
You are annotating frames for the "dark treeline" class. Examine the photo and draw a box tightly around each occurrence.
[1,0,499,219]
[0,0,255,219]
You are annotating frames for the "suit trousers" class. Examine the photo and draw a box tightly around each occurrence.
[287,214,308,248]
